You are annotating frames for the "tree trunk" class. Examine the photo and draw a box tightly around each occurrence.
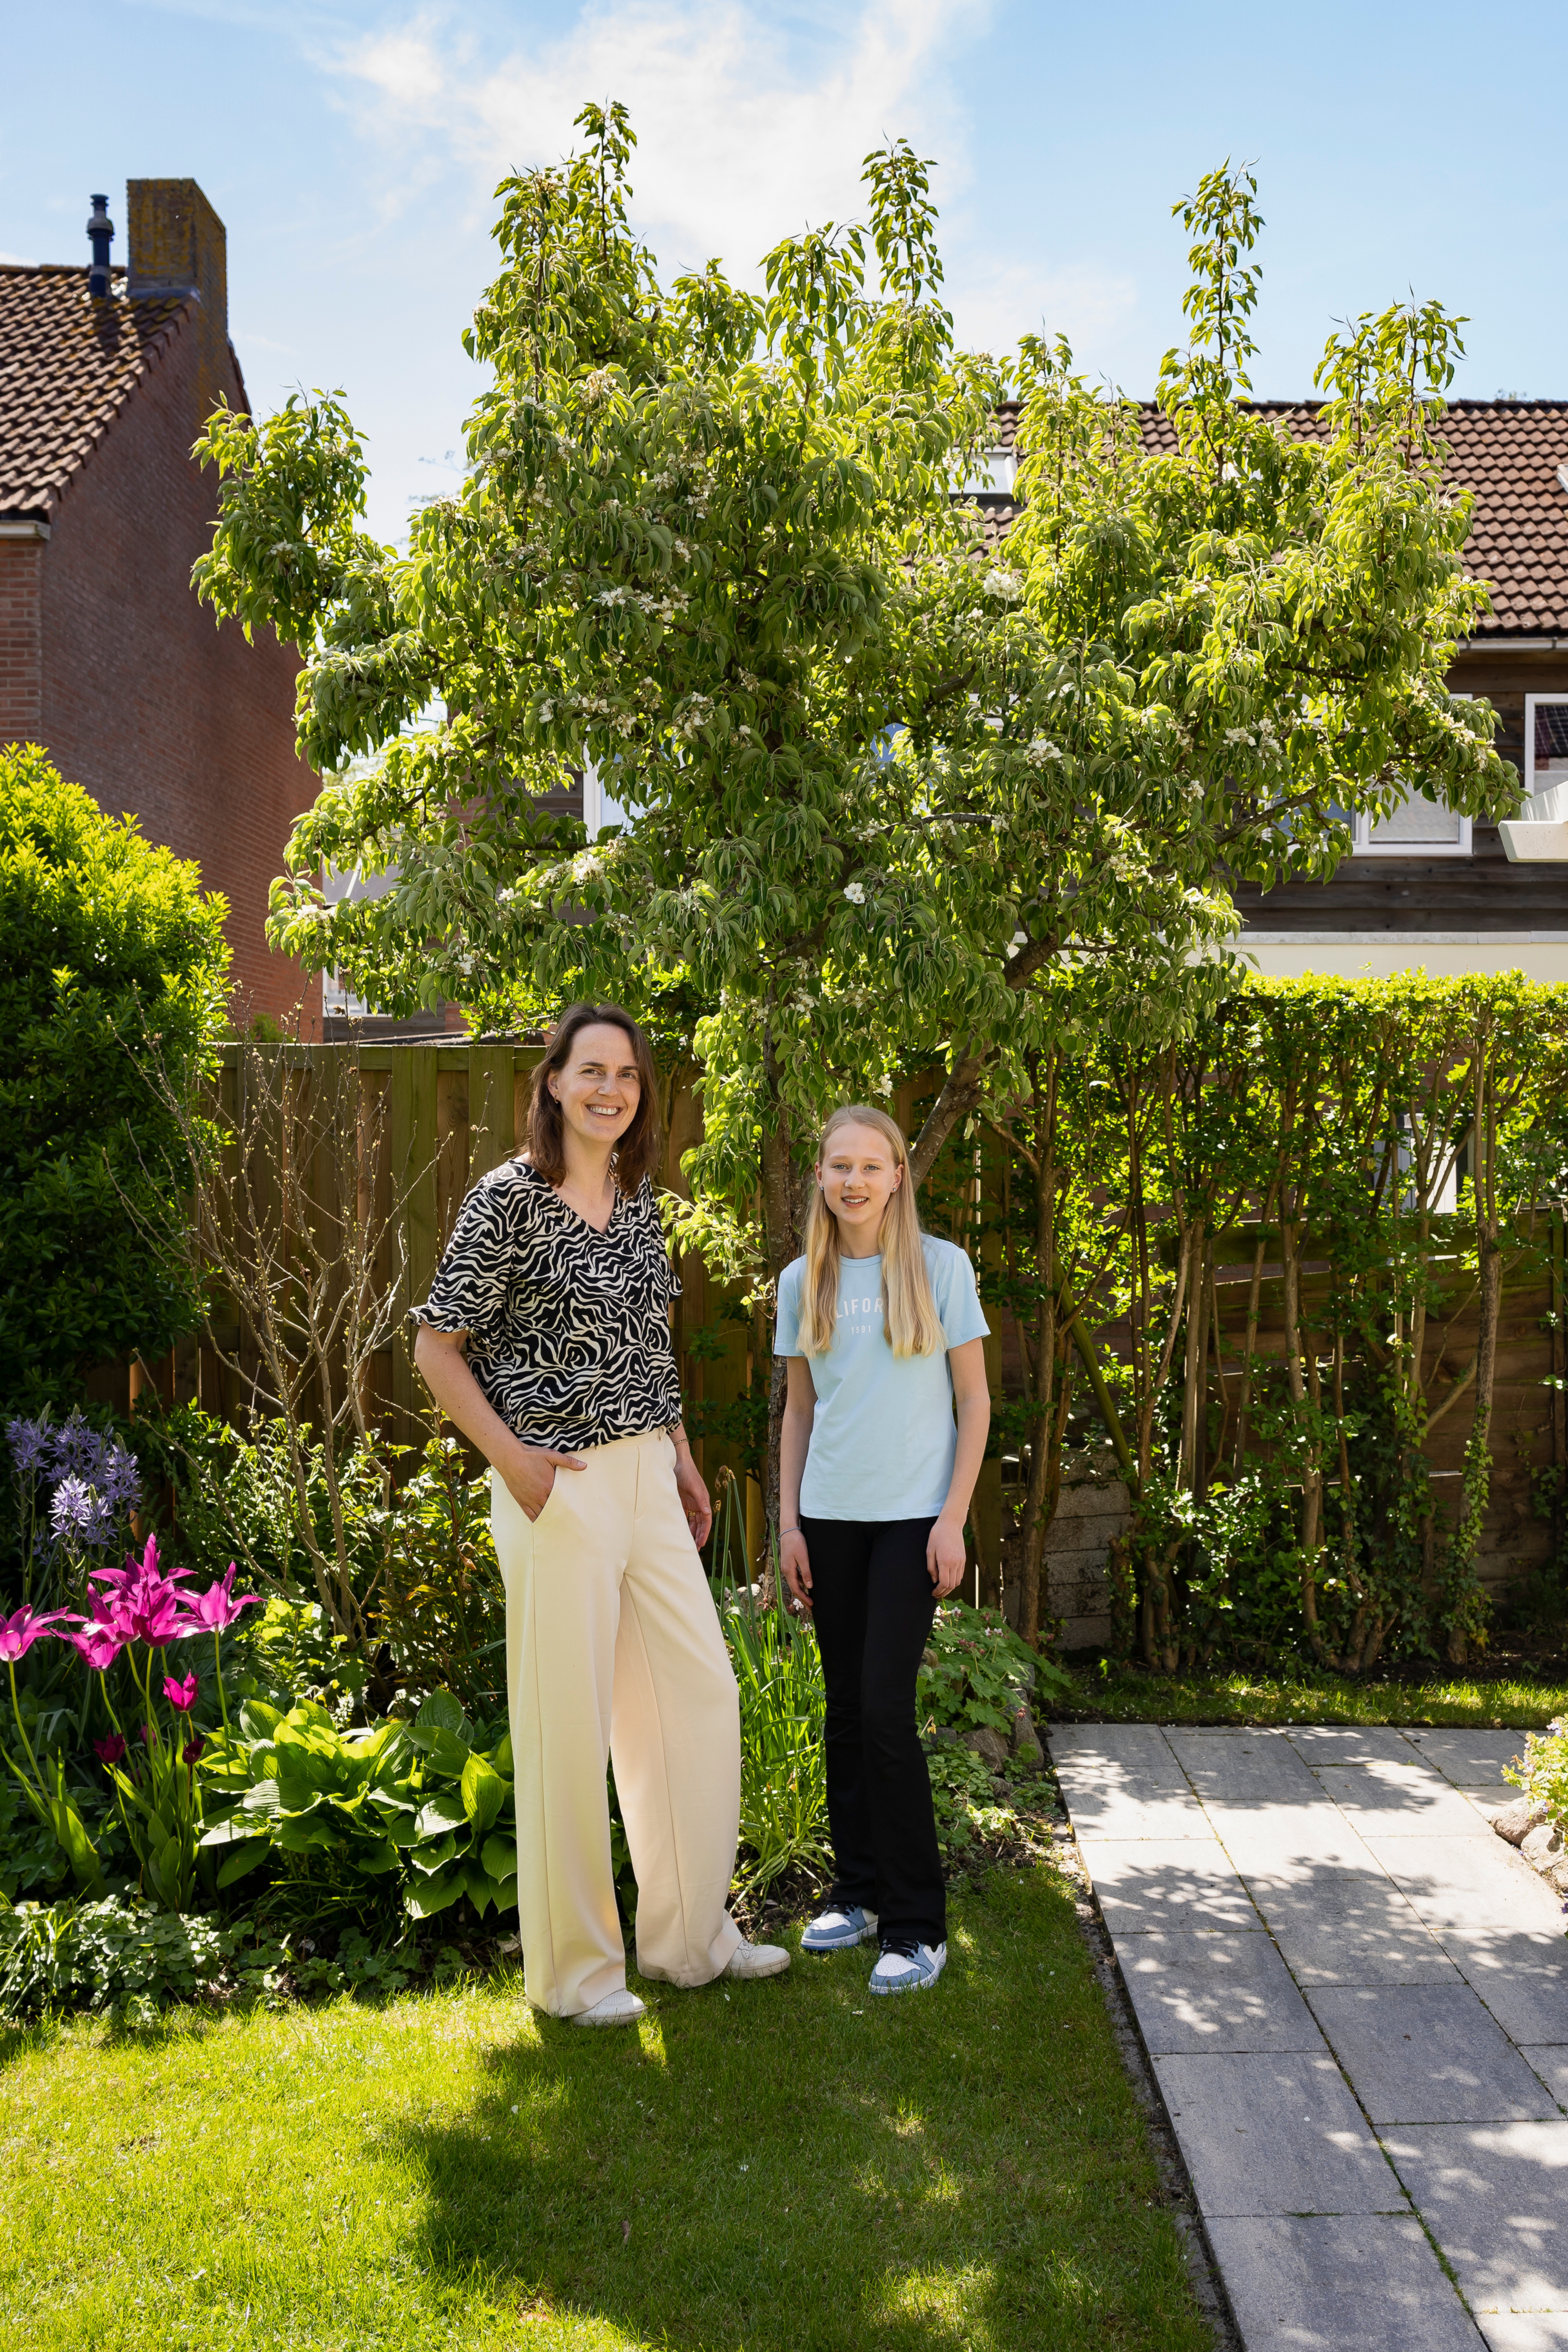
[759,1049,809,1544]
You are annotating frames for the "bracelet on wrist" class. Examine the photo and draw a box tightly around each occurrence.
[780,1523,802,1537]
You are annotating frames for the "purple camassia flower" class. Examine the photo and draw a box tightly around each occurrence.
[5,1417,51,1476]
[97,1443,141,1512]
[51,1411,107,1480]
[50,1475,113,1550]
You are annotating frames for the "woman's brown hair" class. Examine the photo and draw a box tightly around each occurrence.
[524,1003,663,1193]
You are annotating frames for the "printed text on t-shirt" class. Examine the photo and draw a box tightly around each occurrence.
[841,1291,882,1336]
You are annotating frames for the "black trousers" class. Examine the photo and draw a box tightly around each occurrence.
[801,1515,946,1948]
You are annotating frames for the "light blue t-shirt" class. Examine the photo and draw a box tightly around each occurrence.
[773,1235,990,1521]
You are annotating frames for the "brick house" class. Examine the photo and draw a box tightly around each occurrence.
[979,399,1568,982]
[0,180,318,1026]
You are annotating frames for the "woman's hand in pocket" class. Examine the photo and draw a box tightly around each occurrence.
[781,1528,814,1618]
[501,1442,584,1523]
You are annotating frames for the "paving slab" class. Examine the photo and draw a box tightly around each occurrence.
[1309,1984,1558,2125]
[1154,2051,1400,2218]
[1167,1729,1327,1807]
[1479,2314,1568,2348]
[1444,1932,1568,2046]
[1203,2213,1483,2349]
[1523,2052,1568,2113]
[1361,1832,1566,1938]
[1214,1803,1382,1878]
[1286,1726,1430,1766]
[1405,1729,1532,1788]
[1251,1869,1461,1987]
[1049,1724,1216,1840]
[1314,1760,1498,1838]
[1469,1785,1527,1817]
[1118,1928,1321,2055]
[1383,2119,1568,2314]
[1076,1837,1264,1933]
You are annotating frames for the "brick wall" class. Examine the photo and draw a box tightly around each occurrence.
[0,536,43,740]
[23,305,319,1026]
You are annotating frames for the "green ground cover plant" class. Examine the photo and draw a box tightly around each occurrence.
[1056,1660,1568,1730]
[0,1864,1210,2352]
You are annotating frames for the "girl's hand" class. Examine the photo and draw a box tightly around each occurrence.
[503,1444,584,1523]
[927,1512,969,1599]
[780,1528,813,1617]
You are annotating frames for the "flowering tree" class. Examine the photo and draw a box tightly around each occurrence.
[190,129,1513,1528]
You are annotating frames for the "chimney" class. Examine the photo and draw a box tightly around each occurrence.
[126,178,229,423]
[86,193,114,299]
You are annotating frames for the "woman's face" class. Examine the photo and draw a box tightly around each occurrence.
[817,1121,903,1243]
[550,1022,642,1153]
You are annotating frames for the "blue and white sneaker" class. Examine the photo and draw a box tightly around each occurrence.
[801,1904,878,1953]
[868,1939,947,1995]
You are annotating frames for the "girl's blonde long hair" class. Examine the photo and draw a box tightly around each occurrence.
[798,1105,945,1359]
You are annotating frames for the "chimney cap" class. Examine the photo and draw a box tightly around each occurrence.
[86,191,114,301]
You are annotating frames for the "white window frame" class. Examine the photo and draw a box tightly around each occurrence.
[1351,793,1472,858]
[1525,693,1568,804]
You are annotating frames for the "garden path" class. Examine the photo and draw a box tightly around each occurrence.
[1051,1720,1568,2351]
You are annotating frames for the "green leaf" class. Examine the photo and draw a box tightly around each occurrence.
[460,1753,506,1838]
[415,1796,468,1839]
[238,1699,283,1740]
[414,1690,469,1741]
[215,1839,271,1889]
[479,1833,517,1882]
[404,1867,464,1918]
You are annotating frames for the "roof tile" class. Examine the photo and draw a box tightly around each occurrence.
[0,265,190,519]
[991,396,1568,637]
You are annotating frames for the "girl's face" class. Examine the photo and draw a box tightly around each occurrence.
[549,1022,641,1153]
[817,1122,903,1246]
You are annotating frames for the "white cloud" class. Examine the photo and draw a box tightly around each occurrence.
[949,256,1141,374]
[327,0,985,278]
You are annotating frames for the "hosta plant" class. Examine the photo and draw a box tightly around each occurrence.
[198,1688,517,1925]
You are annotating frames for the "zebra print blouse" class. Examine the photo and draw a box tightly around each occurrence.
[412,1159,683,1450]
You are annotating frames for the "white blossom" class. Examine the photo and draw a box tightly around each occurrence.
[874,1074,893,1097]
[984,568,1022,601]
[842,882,866,905]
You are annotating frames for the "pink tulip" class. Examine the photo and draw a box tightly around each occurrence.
[68,1622,125,1672]
[185,1564,260,1635]
[94,1733,127,1766]
[90,1535,197,1646]
[0,1605,79,1663]
[163,1671,198,1714]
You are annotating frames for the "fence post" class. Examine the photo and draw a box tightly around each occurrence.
[390,1047,439,1447]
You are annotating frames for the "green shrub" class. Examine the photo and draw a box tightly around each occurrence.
[0,745,229,1421]
[918,1602,1068,1737]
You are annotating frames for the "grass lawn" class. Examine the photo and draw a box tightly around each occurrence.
[1056,1658,1566,1731]
[0,1863,1209,2352]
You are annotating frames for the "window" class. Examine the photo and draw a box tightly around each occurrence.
[1351,792,1471,857]
[1526,694,1568,816]
[959,448,1016,498]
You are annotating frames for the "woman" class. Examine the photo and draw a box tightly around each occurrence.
[777,1105,990,1995]
[413,1002,788,2026]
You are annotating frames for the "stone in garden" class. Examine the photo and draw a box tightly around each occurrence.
[1520,1820,1563,1873]
[1011,1706,1045,1768]
[1491,1797,1547,1847]
[963,1726,1010,1770]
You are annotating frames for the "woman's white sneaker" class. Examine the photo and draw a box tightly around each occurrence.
[868,1941,946,1995]
[723,1939,791,1980]
[572,1987,647,2027]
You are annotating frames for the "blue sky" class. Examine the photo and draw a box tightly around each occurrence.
[5,0,1564,544]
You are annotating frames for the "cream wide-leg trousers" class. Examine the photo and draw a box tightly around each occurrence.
[490,1428,743,2018]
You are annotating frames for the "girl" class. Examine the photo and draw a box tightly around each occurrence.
[413,1002,788,2025]
[777,1105,991,1994]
